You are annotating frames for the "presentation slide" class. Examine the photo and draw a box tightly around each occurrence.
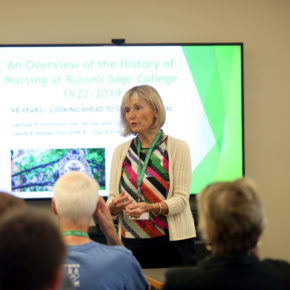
[0,44,243,198]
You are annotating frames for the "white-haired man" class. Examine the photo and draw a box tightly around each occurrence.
[52,171,148,290]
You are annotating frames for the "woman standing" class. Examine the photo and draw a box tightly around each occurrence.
[107,85,196,268]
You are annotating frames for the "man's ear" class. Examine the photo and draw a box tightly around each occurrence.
[51,198,58,216]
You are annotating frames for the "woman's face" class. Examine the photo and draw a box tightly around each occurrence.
[124,93,157,135]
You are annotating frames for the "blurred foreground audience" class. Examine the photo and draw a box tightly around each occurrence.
[0,191,26,215]
[0,208,66,290]
[163,178,290,290]
[0,191,75,290]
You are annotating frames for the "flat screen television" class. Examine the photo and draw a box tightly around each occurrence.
[0,43,244,199]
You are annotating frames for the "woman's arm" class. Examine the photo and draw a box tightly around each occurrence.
[164,137,192,216]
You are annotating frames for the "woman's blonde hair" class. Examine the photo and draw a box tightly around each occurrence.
[197,178,266,255]
[120,85,166,136]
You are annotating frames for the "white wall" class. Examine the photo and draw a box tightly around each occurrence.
[1,0,290,261]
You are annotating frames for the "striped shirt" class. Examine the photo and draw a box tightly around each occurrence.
[120,137,169,239]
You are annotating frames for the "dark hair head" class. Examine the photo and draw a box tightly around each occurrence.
[0,191,26,216]
[0,208,66,290]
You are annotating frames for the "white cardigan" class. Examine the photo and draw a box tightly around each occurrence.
[107,135,196,241]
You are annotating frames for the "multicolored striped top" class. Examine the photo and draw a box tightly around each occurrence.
[120,137,169,239]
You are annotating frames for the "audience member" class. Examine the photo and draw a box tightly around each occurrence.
[0,191,26,215]
[163,178,290,290]
[0,208,66,290]
[52,171,148,290]
[0,191,75,290]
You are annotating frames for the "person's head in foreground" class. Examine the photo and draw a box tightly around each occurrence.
[120,84,166,136]
[0,208,66,290]
[52,171,99,228]
[0,191,26,216]
[197,177,266,256]
[162,178,290,290]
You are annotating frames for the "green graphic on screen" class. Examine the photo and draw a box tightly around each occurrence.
[182,45,243,193]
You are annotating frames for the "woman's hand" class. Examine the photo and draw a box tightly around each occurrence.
[125,202,149,218]
[109,192,133,216]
